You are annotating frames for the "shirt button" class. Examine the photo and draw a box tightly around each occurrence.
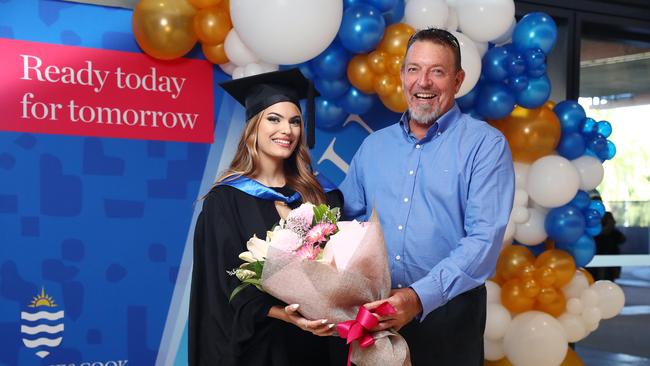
[437,131,442,136]
[403,197,409,203]
[409,170,414,175]
[397,284,403,288]
[395,255,401,261]
[415,144,421,149]
[398,225,403,231]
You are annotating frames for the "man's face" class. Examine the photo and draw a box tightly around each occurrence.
[400,41,465,125]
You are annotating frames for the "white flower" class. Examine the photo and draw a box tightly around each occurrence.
[235,269,257,281]
[238,235,269,263]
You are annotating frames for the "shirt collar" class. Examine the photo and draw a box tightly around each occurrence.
[399,103,461,141]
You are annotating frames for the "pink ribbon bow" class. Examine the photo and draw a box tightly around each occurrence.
[336,302,396,366]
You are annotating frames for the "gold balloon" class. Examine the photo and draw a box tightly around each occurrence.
[489,105,561,163]
[386,54,404,75]
[536,286,559,305]
[578,267,595,285]
[368,50,388,74]
[193,6,231,45]
[378,85,408,113]
[485,358,514,366]
[202,42,228,64]
[534,266,557,287]
[496,246,536,281]
[534,249,576,287]
[535,288,566,317]
[560,348,585,366]
[522,277,541,298]
[133,0,198,60]
[373,73,398,97]
[188,0,221,8]
[347,54,376,94]
[501,278,535,313]
[378,23,415,56]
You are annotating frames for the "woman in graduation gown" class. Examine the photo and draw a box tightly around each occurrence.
[188,69,344,366]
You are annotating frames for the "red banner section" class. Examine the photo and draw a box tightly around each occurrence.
[0,38,214,143]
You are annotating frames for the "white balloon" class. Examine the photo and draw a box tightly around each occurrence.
[530,201,550,214]
[218,62,237,76]
[514,207,547,245]
[580,288,599,308]
[473,40,488,57]
[230,0,342,65]
[486,280,501,304]
[558,313,587,343]
[503,311,568,366]
[511,206,530,224]
[514,189,529,207]
[492,17,517,45]
[566,297,583,315]
[514,162,530,189]
[582,306,602,326]
[572,155,605,191]
[456,0,515,42]
[232,66,245,79]
[451,31,481,97]
[260,63,279,73]
[243,63,264,77]
[527,155,580,208]
[446,0,458,6]
[591,280,625,319]
[585,318,600,332]
[224,29,259,67]
[485,303,512,340]
[484,338,505,361]
[404,0,449,30]
[503,218,515,243]
[562,271,590,299]
[445,6,459,31]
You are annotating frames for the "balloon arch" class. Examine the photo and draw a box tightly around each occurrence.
[131,1,624,365]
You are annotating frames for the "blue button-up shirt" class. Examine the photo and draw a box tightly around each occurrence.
[339,104,515,319]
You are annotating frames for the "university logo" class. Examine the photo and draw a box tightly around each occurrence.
[20,287,64,359]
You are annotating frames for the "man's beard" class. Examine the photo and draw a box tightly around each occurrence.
[409,104,442,125]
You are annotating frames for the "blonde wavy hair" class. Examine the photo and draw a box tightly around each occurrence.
[213,105,326,205]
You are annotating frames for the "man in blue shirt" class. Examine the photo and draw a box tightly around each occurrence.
[339,28,515,365]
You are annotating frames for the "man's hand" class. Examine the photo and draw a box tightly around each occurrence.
[364,288,423,331]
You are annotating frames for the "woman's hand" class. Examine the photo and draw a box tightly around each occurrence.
[270,304,335,336]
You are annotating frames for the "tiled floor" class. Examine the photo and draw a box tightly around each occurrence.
[574,267,650,365]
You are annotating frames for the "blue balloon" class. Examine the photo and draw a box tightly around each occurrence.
[512,12,558,54]
[588,133,607,154]
[545,205,586,244]
[605,140,617,160]
[523,48,545,69]
[558,235,596,267]
[310,40,350,80]
[339,4,386,53]
[588,200,606,217]
[476,83,516,120]
[382,0,405,24]
[553,101,586,134]
[583,209,602,227]
[514,241,546,256]
[585,224,602,236]
[344,0,362,8]
[456,83,479,111]
[482,46,512,82]
[526,63,546,78]
[314,78,351,100]
[557,132,586,160]
[505,75,529,92]
[516,74,550,108]
[580,117,598,136]
[364,0,398,12]
[507,53,526,77]
[283,62,316,80]
[337,87,375,115]
[315,98,347,129]
[597,120,612,137]
[569,190,591,210]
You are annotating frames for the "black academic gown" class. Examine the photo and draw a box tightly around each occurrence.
[188,184,343,366]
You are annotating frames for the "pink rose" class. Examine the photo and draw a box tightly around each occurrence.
[269,228,302,252]
[305,223,337,246]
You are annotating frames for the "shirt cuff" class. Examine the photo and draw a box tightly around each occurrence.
[410,273,446,322]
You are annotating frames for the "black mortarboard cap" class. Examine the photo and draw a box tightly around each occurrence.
[219,68,319,149]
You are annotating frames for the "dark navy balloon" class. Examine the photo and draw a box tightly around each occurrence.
[482,46,512,82]
[527,63,546,78]
[505,75,529,92]
[560,234,596,267]
[545,205,586,244]
[513,12,558,54]
[339,4,386,53]
[569,190,591,210]
[476,83,515,120]
[583,209,602,227]
[523,48,545,69]
[315,98,347,129]
[314,77,351,100]
[557,132,586,160]
[585,224,602,237]
[553,101,586,134]
[365,0,399,12]
[507,53,526,77]
[456,83,480,111]
[588,133,607,154]
[337,87,375,115]
[382,0,405,24]
[310,40,350,80]
[516,74,550,109]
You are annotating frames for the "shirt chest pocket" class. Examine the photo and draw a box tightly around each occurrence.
[417,162,463,203]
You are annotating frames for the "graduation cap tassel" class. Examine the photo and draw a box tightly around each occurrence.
[307,79,316,149]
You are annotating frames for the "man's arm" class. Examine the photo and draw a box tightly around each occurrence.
[339,142,367,221]
[369,134,515,329]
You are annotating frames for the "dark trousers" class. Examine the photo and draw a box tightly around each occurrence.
[399,284,486,366]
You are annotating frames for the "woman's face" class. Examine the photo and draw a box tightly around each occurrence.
[256,101,302,162]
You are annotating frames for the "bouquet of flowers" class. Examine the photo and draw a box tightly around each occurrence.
[229,203,410,366]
